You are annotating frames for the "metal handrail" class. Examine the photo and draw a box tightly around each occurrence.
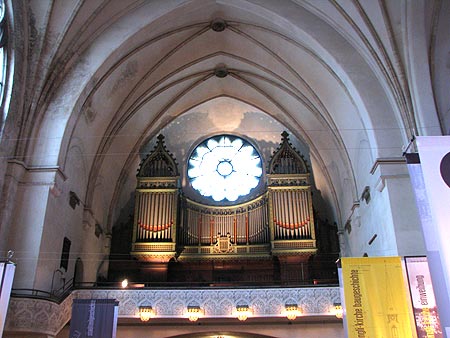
[12,278,74,303]
[11,277,339,301]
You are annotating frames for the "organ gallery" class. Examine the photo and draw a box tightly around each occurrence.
[109,131,339,285]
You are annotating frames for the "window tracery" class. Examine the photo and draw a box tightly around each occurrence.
[187,135,262,202]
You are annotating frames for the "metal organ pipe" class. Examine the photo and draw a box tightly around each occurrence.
[143,193,148,240]
[155,193,160,239]
[291,191,297,238]
[156,193,160,239]
[141,193,147,240]
[161,193,165,239]
[220,214,224,237]
[282,191,289,240]
[264,200,268,242]
[234,216,237,243]
[144,193,149,240]
[137,192,142,240]
[248,209,252,243]
[167,193,171,240]
[275,191,280,239]
[210,217,213,245]
[163,193,167,240]
[288,191,294,238]
[198,214,201,244]
[144,193,150,240]
[165,194,168,240]
[167,194,171,240]
[285,190,292,238]
[159,193,163,240]
[176,196,272,246]
[148,193,153,240]
[149,193,156,240]
[170,193,175,240]
[252,207,257,243]
[296,190,302,238]
[245,212,248,245]
[136,192,141,240]
[166,194,170,240]
[300,190,306,238]
[251,207,256,243]
[274,191,280,239]
[134,191,178,242]
[303,190,309,237]
[284,191,290,239]
[306,190,311,237]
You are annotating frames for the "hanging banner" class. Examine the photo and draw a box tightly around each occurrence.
[341,257,415,338]
[405,256,442,337]
[415,136,450,334]
[69,299,119,338]
[0,261,15,338]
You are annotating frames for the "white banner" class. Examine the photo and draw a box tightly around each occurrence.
[0,262,15,338]
[405,256,442,337]
[415,136,450,334]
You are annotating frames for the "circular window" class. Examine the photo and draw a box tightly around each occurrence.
[188,135,262,202]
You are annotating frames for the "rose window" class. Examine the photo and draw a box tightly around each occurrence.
[188,135,262,202]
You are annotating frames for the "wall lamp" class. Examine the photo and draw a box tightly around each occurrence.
[139,306,155,322]
[285,304,301,320]
[187,306,202,322]
[333,303,343,319]
[236,305,251,321]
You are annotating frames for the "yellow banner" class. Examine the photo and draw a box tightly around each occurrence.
[342,257,416,338]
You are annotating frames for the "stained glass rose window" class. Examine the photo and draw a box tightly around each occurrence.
[188,135,262,202]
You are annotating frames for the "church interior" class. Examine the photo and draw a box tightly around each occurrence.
[0,1,448,337]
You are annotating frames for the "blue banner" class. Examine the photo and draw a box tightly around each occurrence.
[69,299,118,338]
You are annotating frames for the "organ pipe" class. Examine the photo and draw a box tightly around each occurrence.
[134,190,177,242]
[178,196,269,246]
[134,186,314,247]
[268,188,314,240]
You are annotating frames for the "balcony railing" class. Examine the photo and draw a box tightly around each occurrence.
[6,284,341,336]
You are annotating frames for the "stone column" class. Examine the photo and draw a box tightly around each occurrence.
[1,160,66,290]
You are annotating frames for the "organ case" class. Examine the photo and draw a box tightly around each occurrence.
[130,135,179,264]
[130,132,318,284]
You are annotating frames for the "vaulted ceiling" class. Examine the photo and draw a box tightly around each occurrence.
[11,0,449,228]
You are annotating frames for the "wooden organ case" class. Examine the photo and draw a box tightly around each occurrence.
[130,135,179,281]
[267,131,317,283]
[130,132,318,285]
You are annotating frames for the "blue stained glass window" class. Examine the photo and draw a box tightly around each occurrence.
[188,135,262,202]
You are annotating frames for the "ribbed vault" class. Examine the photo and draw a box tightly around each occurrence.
[12,0,445,232]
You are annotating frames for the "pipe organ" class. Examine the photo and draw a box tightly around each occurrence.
[178,195,270,255]
[268,131,316,256]
[135,191,177,242]
[130,135,179,263]
[271,188,313,240]
[130,132,318,283]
